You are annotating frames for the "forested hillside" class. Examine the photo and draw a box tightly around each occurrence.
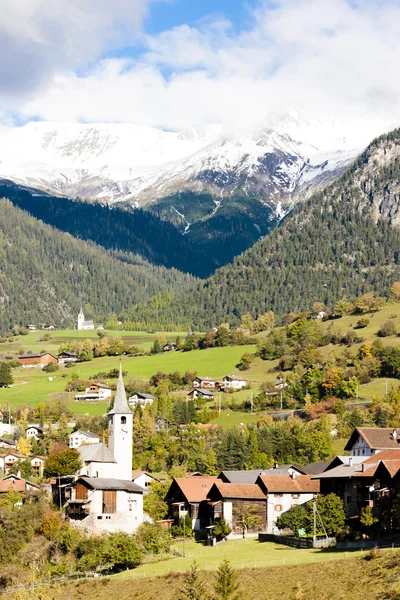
[0,199,195,331]
[125,129,400,328]
[0,180,215,278]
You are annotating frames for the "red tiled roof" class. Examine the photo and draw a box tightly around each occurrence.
[212,482,266,499]
[259,474,320,493]
[174,477,218,502]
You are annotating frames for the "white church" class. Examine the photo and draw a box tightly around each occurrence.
[67,366,144,534]
[77,306,94,331]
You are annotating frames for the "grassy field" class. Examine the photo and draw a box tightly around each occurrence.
[0,345,255,415]
[112,538,355,580]
[51,545,400,600]
[0,329,187,356]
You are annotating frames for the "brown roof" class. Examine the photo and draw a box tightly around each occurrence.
[211,482,266,499]
[0,476,39,493]
[364,450,400,463]
[174,477,218,502]
[344,428,400,451]
[258,474,320,493]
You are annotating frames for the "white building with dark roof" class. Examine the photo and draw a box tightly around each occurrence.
[68,365,143,533]
[69,430,101,449]
[128,392,155,408]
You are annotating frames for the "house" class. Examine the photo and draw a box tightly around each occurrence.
[223,375,247,390]
[187,388,214,401]
[193,377,216,389]
[128,393,155,408]
[26,426,44,440]
[207,482,267,535]
[256,473,320,533]
[67,365,144,534]
[274,377,288,390]
[165,476,218,530]
[313,456,377,517]
[69,430,101,449]
[74,383,112,401]
[344,427,400,457]
[132,470,158,490]
[30,456,45,477]
[310,311,326,320]
[218,465,306,485]
[67,477,144,534]
[0,453,27,473]
[0,438,16,450]
[77,306,94,331]
[162,343,177,352]
[25,324,36,332]
[58,352,78,364]
[0,474,39,497]
[302,461,330,475]
[19,352,58,368]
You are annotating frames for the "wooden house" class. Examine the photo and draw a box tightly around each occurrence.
[165,476,218,530]
[19,352,58,368]
[207,481,268,535]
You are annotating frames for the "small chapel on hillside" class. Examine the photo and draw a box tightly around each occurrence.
[67,366,144,533]
[77,306,94,331]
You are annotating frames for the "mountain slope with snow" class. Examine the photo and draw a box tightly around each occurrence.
[0,113,363,265]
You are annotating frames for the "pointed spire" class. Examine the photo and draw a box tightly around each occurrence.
[108,362,132,415]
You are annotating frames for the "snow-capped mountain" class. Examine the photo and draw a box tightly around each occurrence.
[0,113,359,213]
[0,113,363,266]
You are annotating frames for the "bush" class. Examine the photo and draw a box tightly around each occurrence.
[355,318,369,329]
[213,517,232,540]
[378,321,397,337]
[135,522,172,555]
[42,363,59,373]
[171,514,193,538]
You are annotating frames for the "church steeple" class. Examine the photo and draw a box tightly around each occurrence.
[107,363,132,480]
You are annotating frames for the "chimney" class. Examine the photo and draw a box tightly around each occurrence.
[290,471,296,480]
[392,429,397,440]
[361,463,366,472]
[348,457,353,467]
[274,462,279,469]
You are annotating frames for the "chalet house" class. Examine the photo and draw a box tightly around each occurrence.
[30,456,45,477]
[69,430,100,449]
[131,470,158,490]
[57,352,78,364]
[314,450,400,518]
[67,477,144,534]
[128,393,155,408]
[19,352,58,368]
[370,454,400,526]
[74,383,112,401]
[257,474,319,533]
[223,375,247,390]
[207,482,267,535]
[193,377,216,389]
[0,453,26,473]
[165,476,218,530]
[26,426,44,440]
[162,343,177,352]
[0,474,39,498]
[344,427,400,457]
[0,438,16,450]
[187,388,214,401]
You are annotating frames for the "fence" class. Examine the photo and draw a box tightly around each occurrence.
[258,533,335,548]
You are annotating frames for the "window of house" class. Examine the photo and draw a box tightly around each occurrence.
[292,494,300,499]
[275,505,283,511]
[102,491,117,514]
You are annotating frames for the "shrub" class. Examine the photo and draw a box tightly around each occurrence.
[42,363,59,373]
[355,318,369,329]
[213,517,232,540]
[378,321,397,337]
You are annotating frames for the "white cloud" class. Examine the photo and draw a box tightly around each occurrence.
[3,0,400,145]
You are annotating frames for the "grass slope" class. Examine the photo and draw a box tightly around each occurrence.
[52,547,400,600]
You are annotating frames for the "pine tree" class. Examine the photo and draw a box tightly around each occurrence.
[214,559,242,600]
[177,561,210,600]
[0,362,13,387]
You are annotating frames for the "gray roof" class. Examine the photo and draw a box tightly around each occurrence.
[0,438,16,446]
[108,364,132,415]
[78,477,144,493]
[220,465,306,484]
[189,389,214,397]
[19,352,54,359]
[302,462,330,475]
[78,443,116,464]
[314,461,370,480]
[74,430,99,438]
[129,393,155,400]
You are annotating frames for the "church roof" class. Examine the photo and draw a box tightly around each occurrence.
[78,442,116,464]
[108,364,132,415]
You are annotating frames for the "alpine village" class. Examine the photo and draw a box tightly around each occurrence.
[2,2,400,599]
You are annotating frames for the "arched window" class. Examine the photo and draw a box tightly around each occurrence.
[121,416,126,425]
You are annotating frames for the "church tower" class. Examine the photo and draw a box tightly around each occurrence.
[108,364,133,480]
[77,306,85,331]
